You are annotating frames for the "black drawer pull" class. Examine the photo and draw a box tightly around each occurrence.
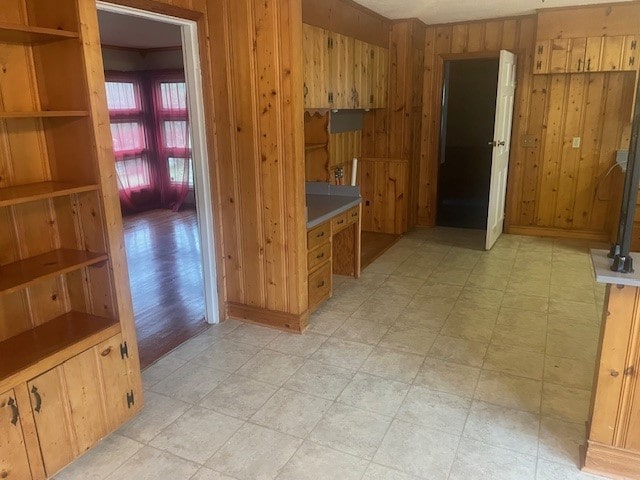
[316,252,324,259]
[317,281,325,288]
[351,212,358,217]
[31,386,42,413]
[336,219,344,225]
[8,397,18,425]
[317,231,325,238]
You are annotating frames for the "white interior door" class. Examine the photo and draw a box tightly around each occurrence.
[486,50,517,250]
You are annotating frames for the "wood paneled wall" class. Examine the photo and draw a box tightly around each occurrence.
[360,158,410,234]
[361,19,426,233]
[417,13,635,240]
[207,0,307,315]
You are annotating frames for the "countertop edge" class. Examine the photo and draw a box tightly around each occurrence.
[306,198,361,229]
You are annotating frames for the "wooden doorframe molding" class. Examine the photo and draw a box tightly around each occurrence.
[101,0,202,21]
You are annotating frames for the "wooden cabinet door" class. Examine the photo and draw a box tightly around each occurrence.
[96,334,138,431]
[0,390,32,480]
[600,35,625,71]
[371,45,389,107]
[549,38,571,73]
[303,24,331,108]
[584,36,603,72]
[568,37,587,72]
[353,39,372,109]
[28,367,76,476]
[62,347,109,454]
[534,40,550,74]
[622,35,638,71]
[330,32,355,109]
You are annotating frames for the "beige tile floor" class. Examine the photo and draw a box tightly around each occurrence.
[56,227,611,480]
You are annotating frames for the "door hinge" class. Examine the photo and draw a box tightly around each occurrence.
[126,390,135,408]
[632,40,637,50]
[120,341,129,359]
[537,44,544,54]
[327,37,334,49]
[328,92,334,103]
[370,94,374,104]
[630,57,636,67]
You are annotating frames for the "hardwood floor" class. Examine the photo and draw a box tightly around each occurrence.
[361,231,402,269]
[123,208,208,369]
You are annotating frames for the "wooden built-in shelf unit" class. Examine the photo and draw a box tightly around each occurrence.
[0,1,142,478]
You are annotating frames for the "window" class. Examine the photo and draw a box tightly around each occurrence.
[106,77,153,191]
[155,79,193,188]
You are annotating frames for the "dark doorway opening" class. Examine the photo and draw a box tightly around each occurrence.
[437,58,499,229]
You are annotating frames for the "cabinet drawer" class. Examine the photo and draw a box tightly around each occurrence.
[308,261,331,308]
[308,242,331,272]
[331,212,349,233]
[307,222,330,251]
[346,206,359,225]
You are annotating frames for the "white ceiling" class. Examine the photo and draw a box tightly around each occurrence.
[353,0,634,24]
[97,10,182,49]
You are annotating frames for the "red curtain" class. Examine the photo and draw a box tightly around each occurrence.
[106,71,192,214]
[152,73,192,211]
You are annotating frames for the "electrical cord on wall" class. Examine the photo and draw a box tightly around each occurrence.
[595,161,627,202]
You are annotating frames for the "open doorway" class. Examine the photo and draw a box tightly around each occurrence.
[437,52,517,250]
[437,57,499,231]
[97,3,219,368]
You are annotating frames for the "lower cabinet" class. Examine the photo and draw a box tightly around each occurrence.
[1,332,139,479]
[0,389,32,480]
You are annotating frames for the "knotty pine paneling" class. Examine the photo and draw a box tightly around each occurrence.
[418,14,635,241]
[360,158,409,234]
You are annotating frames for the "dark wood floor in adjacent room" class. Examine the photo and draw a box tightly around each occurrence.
[123,208,208,369]
[361,231,402,269]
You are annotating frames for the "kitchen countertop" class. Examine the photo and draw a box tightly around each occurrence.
[591,249,640,287]
[306,182,361,229]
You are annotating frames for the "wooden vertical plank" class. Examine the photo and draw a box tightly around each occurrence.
[467,23,484,52]
[553,74,586,228]
[600,36,625,72]
[484,21,502,51]
[450,24,468,54]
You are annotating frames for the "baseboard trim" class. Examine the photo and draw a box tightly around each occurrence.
[582,440,640,480]
[226,302,308,333]
[506,225,609,242]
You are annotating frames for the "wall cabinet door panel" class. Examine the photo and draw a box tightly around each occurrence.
[0,389,32,480]
[568,37,587,72]
[353,39,373,109]
[372,46,389,108]
[549,38,571,73]
[584,36,603,72]
[600,36,625,71]
[330,32,355,109]
[303,24,331,108]
[27,368,75,477]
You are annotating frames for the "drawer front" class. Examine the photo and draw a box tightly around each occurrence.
[346,206,359,225]
[308,261,331,308]
[307,222,330,251]
[308,242,331,272]
[331,212,348,233]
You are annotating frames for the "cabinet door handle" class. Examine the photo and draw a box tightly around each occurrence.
[101,346,113,357]
[31,386,42,413]
[587,58,591,71]
[7,397,18,425]
[577,58,582,71]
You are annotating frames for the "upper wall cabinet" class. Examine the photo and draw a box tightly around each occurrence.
[534,35,638,74]
[303,23,388,109]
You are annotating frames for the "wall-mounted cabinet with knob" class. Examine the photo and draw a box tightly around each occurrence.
[303,23,388,109]
[534,35,638,74]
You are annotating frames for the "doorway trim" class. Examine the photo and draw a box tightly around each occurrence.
[97,1,220,324]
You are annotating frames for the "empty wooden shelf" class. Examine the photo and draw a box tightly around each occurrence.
[0,22,78,43]
[0,111,89,118]
[0,249,109,295]
[0,312,120,391]
[0,181,99,207]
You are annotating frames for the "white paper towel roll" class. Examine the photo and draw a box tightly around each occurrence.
[351,158,358,186]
